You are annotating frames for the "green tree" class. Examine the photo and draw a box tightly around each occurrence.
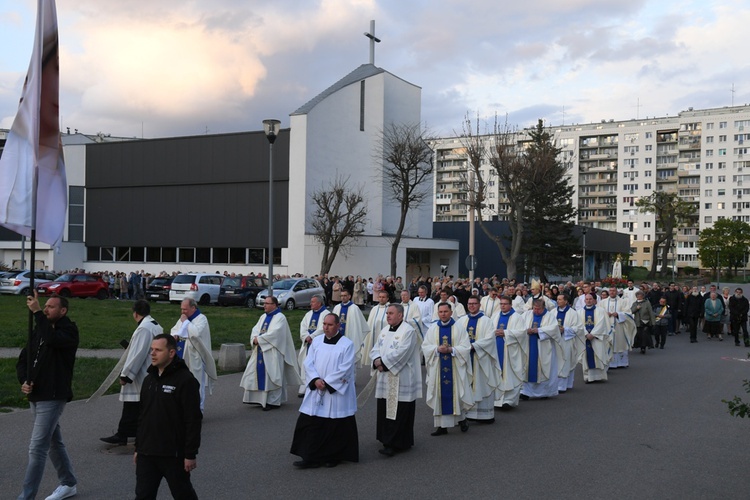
[522,120,579,282]
[636,191,694,278]
[697,218,750,277]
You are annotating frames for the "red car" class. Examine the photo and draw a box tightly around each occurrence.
[37,273,109,299]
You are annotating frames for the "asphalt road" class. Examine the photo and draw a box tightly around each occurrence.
[2,327,749,499]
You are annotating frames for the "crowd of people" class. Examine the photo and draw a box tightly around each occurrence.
[15,270,750,498]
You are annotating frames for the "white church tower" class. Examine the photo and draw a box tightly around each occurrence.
[287,22,457,278]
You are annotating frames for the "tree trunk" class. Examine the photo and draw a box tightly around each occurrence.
[390,203,408,277]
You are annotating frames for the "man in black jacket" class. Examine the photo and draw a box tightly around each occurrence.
[16,293,79,500]
[134,334,202,500]
[728,288,750,347]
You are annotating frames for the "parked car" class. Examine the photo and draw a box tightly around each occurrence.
[169,273,224,305]
[145,276,174,302]
[218,275,269,307]
[255,278,324,310]
[37,273,109,299]
[0,270,59,295]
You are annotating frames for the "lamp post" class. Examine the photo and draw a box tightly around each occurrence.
[263,119,281,295]
[716,246,720,289]
[581,228,588,282]
[671,242,676,282]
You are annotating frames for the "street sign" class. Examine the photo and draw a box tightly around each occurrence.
[465,255,477,271]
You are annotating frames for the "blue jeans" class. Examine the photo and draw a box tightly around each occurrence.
[18,400,77,500]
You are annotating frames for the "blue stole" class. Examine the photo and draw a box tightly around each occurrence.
[306,307,326,352]
[584,307,596,369]
[495,310,514,371]
[438,318,456,416]
[466,312,483,365]
[176,308,201,359]
[338,302,351,336]
[257,308,281,390]
[528,311,545,383]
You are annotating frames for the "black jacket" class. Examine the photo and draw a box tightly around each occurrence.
[136,357,202,459]
[16,312,79,402]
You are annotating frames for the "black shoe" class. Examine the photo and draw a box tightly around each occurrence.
[263,404,279,411]
[293,460,320,469]
[498,404,514,411]
[378,447,395,457]
[520,394,530,401]
[324,460,340,468]
[478,418,495,424]
[736,342,741,347]
[660,346,664,349]
[459,419,469,432]
[431,428,448,436]
[100,434,127,445]
[640,348,646,354]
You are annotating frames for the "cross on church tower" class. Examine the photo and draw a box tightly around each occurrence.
[364,20,381,65]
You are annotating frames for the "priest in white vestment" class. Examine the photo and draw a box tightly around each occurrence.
[363,290,390,366]
[524,281,556,312]
[370,304,422,456]
[297,295,330,396]
[621,280,640,310]
[423,303,474,435]
[241,297,302,409]
[290,314,358,468]
[577,293,611,382]
[480,288,501,318]
[554,294,583,393]
[519,299,562,399]
[171,298,218,411]
[458,296,501,422]
[491,297,527,409]
[332,289,369,364]
[602,287,637,368]
[431,289,465,321]
[414,285,435,335]
[400,290,425,342]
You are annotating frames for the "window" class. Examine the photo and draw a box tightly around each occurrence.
[719,176,726,182]
[706,122,714,130]
[645,170,652,176]
[705,150,713,157]
[645,157,653,164]
[719,162,726,169]
[645,144,653,151]
[717,202,725,209]
[644,183,652,190]
[720,122,727,129]
[718,189,726,196]
[705,216,712,223]
[706,136,714,143]
[705,203,712,209]
[705,176,713,183]
[705,189,713,196]
[644,221,651,228]
[719,135,727,142]
[67,186,84,242]
[645,132,653,138]
[719,149,727,155]
[644,247,651,254]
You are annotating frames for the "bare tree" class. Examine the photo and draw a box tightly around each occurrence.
[309,176,368,276]
[380,123,434,277]
[460,114,531,280]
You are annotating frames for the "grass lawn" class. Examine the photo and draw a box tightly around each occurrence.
[0,295,307,350]
[1,357,121,411]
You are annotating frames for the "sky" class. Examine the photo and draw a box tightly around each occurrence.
[1,0,748,139]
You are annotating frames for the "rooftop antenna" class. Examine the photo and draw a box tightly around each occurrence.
[364,20,381,65]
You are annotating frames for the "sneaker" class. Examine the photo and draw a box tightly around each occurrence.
[45,484,77,500]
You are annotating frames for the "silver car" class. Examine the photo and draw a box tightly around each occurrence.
[255,278,324,310]
[0,270,59,295]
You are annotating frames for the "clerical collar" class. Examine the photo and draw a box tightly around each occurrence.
[341,301,352,306]
[558,306,569,312]
[188,309,201,321]
[314,306,326,313]
[389,321,402,331]
[469,312,483,318]
[585,305,595,310]
[323,332,342,344]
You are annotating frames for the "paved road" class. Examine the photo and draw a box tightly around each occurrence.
[2,327,750,499]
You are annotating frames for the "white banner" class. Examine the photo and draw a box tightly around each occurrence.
[0,0,67,247]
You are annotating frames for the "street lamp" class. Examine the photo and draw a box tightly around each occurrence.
[263,119,281,295]
[581,228,588,282]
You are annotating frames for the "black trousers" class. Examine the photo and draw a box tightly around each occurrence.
[653,325,667,348]
[118,401,140,438]
[688,317,699,341]
[135,454,198,500]
[730,317,749,344]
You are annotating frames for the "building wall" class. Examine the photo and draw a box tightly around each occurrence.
[432,104,750,273]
